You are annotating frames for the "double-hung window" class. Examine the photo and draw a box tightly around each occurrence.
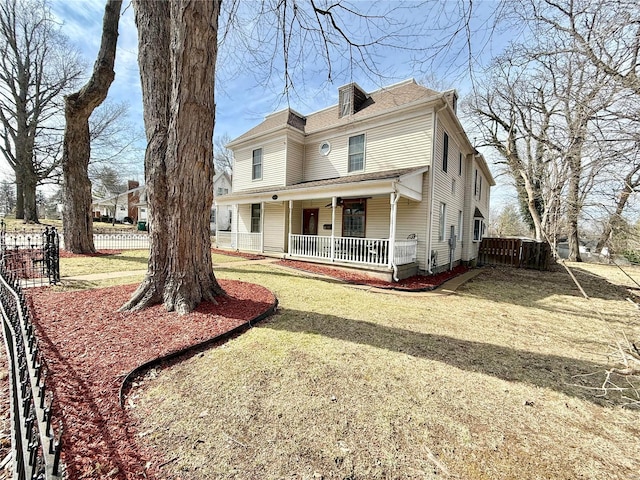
[252,148,262,180]
[342,199,366,237]
[251,203,261,233]
[348,134,365,172]
[473,218,485,242]
[439,202,447,241]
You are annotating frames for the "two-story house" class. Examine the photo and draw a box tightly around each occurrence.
[216,79,494,280]
[211,171,232,232]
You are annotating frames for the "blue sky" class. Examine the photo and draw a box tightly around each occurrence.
[50,0,514,206]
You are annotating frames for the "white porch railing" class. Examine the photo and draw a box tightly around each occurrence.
[393,240,418,265]
[289,234,417,267]
[216,232,262,252]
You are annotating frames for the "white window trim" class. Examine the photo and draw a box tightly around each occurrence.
[439,202,447,241]
[252,148,263,181]
[473,217,485,242]
[347,133,366,173]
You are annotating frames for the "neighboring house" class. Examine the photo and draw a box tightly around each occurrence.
[211,171,232,232]
[92,180,143,223]
[215,79,495,280]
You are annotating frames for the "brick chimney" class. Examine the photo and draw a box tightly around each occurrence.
[127,180,140,221]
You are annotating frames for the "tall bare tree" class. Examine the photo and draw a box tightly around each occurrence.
[62,0,122,253]
[0,0,82,222]
[122,0,223,314]
[527,0,640,95]
[214,133,234,175]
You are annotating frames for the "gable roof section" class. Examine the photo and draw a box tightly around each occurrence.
[228,79,440,147]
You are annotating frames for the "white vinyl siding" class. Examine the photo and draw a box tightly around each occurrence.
[431,118,465,269]
[304,111,433,182]
[232,136,287,192]
[286,140,304,185]
[263,202,286,253]
[365,196,390,239]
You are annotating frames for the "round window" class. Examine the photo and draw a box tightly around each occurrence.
[319,141,331,156]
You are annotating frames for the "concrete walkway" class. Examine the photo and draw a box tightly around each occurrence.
[62,258,483,296]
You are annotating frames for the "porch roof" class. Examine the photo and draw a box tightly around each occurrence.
[216,166,428,205]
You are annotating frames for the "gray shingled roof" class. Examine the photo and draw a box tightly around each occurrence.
[229,79,440,145]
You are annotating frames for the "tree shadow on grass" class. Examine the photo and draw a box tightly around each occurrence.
[458,266,638,325]
[265,308,626,407]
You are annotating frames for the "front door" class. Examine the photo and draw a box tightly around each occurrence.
[303,208,319,235]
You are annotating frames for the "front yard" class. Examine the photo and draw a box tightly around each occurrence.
[124,261,639,479]
[4,250,639,479]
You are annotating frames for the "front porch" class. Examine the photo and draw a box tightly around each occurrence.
[215,167,429,281]
[216,232,418,280]
[216,232,417,267]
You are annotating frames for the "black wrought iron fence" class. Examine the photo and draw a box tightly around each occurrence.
[0,221,60,287]
[0,265,63,479]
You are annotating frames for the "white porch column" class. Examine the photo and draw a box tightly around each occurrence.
[233,204,238,249]
[330,196,337,261]
[260,201,265,253]
[388,192,398,268]
[287,200,293,255]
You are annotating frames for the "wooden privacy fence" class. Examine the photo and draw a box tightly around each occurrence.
[478,237,551,270]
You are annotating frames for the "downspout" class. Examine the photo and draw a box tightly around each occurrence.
[427,98,449,274]
[287,200,293,257]
[330,196,336,262]
[389,189,400,281]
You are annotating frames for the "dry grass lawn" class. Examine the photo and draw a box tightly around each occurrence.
[59,250,247,278]
[119,261,640,480]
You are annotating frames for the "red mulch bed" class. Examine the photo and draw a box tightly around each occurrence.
[277,259,470,291]
[60,248,265,261]
[211,248,265,260]
[26,280,275,480]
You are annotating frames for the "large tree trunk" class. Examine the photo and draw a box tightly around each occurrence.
[122,0,224,314]
[566,149,583,262]
[15,176,24,219]
[62,0,122,253]
[22,168,39,223]
[595,170,638,254]
[519,169,543,241]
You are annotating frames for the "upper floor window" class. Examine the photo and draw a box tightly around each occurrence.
[348,134,365,172]
[474,169,478,196]
[252,148,262,180]
[216,187,229,196]
[458,153,462,176]
[442,132,449,172]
